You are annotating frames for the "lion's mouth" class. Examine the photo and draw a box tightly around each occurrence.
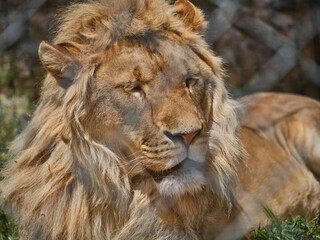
[146,158,202,182]
[146,162,183,182]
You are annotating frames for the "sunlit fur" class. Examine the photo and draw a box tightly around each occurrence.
[0,0,244,239]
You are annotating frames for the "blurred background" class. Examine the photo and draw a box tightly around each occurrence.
[1,0,320,101]
[0,0,320,238]
[1,0,320,98]
[199,0,320,98]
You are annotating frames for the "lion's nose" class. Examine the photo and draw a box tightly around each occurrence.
[179,131,199,146]
[164,128,201,146]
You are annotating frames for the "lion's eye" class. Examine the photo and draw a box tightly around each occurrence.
[131,86,146,99]
[186,78,198,88]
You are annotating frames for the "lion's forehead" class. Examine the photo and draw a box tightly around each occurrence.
[94,37,203,87]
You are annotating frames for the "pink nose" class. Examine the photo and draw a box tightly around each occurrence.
[180,131,199,146]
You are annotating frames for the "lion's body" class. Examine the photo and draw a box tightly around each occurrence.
[1,0,319,239]
[225,93,320,238]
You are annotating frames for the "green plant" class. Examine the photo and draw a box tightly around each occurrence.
[0,95,32,240]
[0,95,30,168]
[0,210,18,240]
[0,54,18,88]
[249,207,320,240]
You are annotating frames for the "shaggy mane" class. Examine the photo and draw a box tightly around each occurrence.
[0,0,243,239]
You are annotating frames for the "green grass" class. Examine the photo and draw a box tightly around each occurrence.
[0,94,30,168]
[0,94,24,240]
[0,211,18,240]
[249,208,320,240]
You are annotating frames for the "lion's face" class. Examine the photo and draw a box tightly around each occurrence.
[37,0,238,201]
[84,36,215,196]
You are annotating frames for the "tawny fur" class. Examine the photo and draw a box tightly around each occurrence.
[1,1,320,240]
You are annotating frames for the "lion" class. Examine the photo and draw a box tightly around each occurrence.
[1,0,319,239]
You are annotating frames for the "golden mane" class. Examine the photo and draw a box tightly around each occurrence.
[1,0,243,239]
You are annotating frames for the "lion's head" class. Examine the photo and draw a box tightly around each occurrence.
[1,0,244,238]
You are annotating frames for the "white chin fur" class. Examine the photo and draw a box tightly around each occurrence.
[158,165,206,198]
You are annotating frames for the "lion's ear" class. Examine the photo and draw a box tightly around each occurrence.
[38,41,81,89]
[173,0,207,32]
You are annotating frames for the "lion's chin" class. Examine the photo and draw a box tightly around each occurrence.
[152,158,206,198]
